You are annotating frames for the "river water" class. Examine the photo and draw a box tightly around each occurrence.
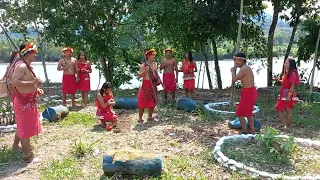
[0,57,318,90]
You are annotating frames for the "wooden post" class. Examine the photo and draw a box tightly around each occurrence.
[310,28,320,93]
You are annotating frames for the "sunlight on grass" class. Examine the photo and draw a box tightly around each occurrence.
[0,144,19,164]
[59,112,96,127]
[41,158,83,180]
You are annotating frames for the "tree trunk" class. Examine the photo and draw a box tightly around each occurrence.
[281,20,299,76]
[201,46,213,90]
[230,0,244,105]
[34,22,49,83]
[100,56,112,83]
[310,28,320,93]
[212,39,222,89]
[197,60,203,88]
[267,2,281,87]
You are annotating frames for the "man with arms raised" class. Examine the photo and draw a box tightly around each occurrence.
[11,42,43,163]
[230,52,258,134]
[57,47,79,107]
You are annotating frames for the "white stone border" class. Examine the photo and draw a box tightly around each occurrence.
[213,135,320,179]
[0,116,46,133]
[204,101,260,115]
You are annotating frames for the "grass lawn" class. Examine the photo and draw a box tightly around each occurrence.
[1,88,320,179]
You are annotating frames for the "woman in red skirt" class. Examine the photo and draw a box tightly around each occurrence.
[96,82,117,129]
[77,51,91,107]
[180,51,197,99]
[275,58,300,129]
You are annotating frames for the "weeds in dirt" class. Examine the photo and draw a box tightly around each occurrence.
[59,112,96,127]
[71,137,103,158]
[41,158,83,180]
[0,144,18,164]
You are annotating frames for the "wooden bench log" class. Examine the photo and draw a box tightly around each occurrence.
[102,149,162,177]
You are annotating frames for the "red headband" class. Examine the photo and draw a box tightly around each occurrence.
[145,49,156,59]
[62,47,74,54]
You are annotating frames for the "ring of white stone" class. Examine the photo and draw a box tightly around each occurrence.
[204,101,259,115]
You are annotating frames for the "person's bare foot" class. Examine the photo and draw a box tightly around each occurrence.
[138,119,144,123]
[275,124,286,129]
[22,151,34,163]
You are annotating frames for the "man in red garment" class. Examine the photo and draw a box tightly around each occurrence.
[160,48,178,101]
[230,52,258,134]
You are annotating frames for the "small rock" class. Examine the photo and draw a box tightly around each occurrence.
[235,162,245,169]
[168,133,175,136]
[284,176,300,180]
[229,165,237,171]
[217,157,222,164]
[92,149,100,156]
[217,151,224,158]
[215,139,224,146]
[227,159,237,165]
[259,171,270,178]
[221,155,229,163]
[301,176,316,180]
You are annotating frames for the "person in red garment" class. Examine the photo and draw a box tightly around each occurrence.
[180,51,197,99]
[57,47,79,107]
[11,42,44,163]
[230,52,258,134]
[274,58,300,129]
[2,50,18,101]
[96,82,117,130]
[160,48,178,101]
[137,49,162,123]
[77,51,92,107]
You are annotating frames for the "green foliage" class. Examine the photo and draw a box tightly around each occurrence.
[41,158,83,180]
[256,127,295,156]
[0,144,19,164]
[58,112,96,127]
[71,137,102,158]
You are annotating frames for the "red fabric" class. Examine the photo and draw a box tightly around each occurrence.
[236,87,258,117]
[77,62,90,91]
[182,60,195,90]
[96,94,117,122]
[138,80,157,109]
[163,73,176,92]
[62,74,76,94]
[275,70,300,112]
[184,79,195,90]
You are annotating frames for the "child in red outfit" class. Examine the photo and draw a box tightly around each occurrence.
[231,53,258,134]
[96,82,117,128]
[180,51,197,99]
[274,58,300,129]
[77,51,92,107]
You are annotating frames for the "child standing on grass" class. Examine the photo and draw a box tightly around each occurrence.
[274,58,300,129]
[96,82,118,129]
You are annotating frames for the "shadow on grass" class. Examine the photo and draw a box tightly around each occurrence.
[0,145,27,178]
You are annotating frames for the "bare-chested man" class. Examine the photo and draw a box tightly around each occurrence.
[57,47,79,107]
[137,49,163,123]
[160,49,178,101]
[231,52,258,134]
[11,42,43,163]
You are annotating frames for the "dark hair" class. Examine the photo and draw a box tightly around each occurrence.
[78,51,87,61]
[286,58,298,79]
[99,82,112,96]
[9,50,18,64]
[185,51,193,62]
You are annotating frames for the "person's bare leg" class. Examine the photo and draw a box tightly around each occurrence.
[172,91,176,101]
[100,120,106,128]
[164,91,168,101]
[12,132,20,151]
[81,91,84,106]
[276,111,286,128]
[185,89,189,97]
[71,94,76,107]
[238,116,249,134]
[20,138,34,163]
[83,91,88,107]
[190,90,195,99]
[286,107,293,128]
[247,116,255,134]
[112,118,118,128]
[147,108,155,120]
[62,94,67,106]
[138,108,144,122]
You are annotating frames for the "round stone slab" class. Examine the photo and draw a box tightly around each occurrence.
[213,135,320,179]
[204,101,259,115]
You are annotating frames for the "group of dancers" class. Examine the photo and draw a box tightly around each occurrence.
[1,41,300,163]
